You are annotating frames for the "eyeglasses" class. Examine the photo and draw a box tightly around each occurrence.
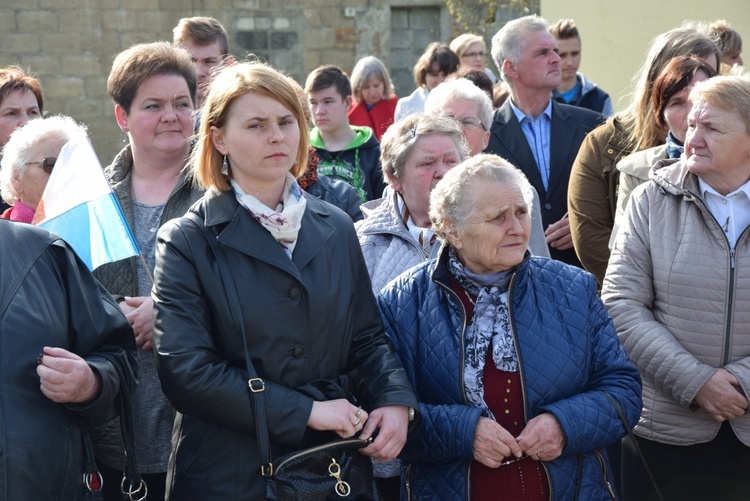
[26,157,56,174]
[462,51,485,59]
[444,115,486,131]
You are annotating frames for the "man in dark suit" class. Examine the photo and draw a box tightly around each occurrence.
[485,15,602,267]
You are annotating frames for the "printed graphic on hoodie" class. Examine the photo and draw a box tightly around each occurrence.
[310,125,383,203]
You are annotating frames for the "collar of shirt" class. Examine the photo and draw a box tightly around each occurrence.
[509,98,552,122]
[396,193,435,244]
[698,176,750,248]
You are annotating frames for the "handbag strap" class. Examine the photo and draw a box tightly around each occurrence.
[599,391,664,501]
[117,359,147,500]
[184,213,274,474]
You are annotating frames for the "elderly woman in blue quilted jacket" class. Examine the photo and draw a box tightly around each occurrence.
[378,154,642,500]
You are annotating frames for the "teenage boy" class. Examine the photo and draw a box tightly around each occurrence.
[173,16,233,107]
[548,18,613,116]
[305,65,385,203]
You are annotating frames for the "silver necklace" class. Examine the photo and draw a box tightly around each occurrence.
[130,190,162,234]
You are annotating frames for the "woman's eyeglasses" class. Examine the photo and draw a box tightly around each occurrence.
[462,51,485,59]
[26,157,57,174]
[444,115,486,131]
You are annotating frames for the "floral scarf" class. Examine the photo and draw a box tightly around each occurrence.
[448,247,518,418]
[231,173,307,258]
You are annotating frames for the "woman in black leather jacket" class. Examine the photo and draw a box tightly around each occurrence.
[152,61,417,499]
[0,220,136,499]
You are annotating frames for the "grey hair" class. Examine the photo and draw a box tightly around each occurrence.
[429,153,535,244]
[350,55,394,104]
[690,75,750,132]
[380,113,469,183]
[0,115,86,203]
[491,15,550,81]
[424,77,493,131]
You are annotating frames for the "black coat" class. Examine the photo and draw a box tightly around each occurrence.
[0,220,136,499]
[153,189,417,499]
[485,100,602,267]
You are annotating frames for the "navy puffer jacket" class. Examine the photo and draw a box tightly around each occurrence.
[378,247,642,500]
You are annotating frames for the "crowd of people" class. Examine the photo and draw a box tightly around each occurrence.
[0,11,747,501]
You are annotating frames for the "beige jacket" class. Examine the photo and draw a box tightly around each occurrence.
[609,144,668,248]
[602,158,750,446]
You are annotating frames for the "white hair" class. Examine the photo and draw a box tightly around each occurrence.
[424,77,493,131]
[0,115,86,203]
[491,15,550,81]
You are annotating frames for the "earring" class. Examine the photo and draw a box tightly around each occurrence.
[121,127,129,144]
[221,155,229,175]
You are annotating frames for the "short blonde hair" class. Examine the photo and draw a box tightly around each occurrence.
[429,153,534,244]
[0,115,86,203]
[690,75,750,132]
[191,62,309,191]
[450,33,485,58]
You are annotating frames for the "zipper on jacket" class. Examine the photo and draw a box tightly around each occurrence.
[405,463,412,501]
[594,450,617,500]
[723,248,736,364]
[686,193,743,366]
[433,274,472,501]
[506,270,553,500]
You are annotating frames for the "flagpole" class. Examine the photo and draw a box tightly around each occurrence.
[138,253,155,286]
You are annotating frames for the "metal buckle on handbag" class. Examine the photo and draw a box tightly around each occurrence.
[249,378,265,392]
[261,462,274,476]
[328,458,351,497]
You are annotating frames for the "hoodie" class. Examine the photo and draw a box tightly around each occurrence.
[310,125,385,203]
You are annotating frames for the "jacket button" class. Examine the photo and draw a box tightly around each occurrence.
[544,203,552,210]
[289,287,301,299]
[607,148,614,154]
[293,347,304,358]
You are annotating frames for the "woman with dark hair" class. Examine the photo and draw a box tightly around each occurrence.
[0,66,44,212]
[611,55,716,242]
[568,26,721,286]
[394,42,459,121]
[91,41,204,501]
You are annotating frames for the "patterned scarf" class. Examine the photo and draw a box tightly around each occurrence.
[666,131,684,159]
[231,173,307,258]
[448,246,518,418]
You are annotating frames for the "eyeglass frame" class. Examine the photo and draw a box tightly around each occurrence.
[461,51,485,59]
[443,115,486,131]
[25,157,57,174]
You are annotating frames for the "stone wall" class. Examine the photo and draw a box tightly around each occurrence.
[0,0,452,164]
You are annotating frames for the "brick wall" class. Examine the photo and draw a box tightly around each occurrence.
[0,0,451,164]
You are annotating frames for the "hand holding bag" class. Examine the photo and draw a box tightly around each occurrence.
[185,213,380,501]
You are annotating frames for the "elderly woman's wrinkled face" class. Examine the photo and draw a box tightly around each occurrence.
[11,135,67,208]
[390,133,461,228]
[685,101,750,195]
[0,89,41,148]
[450,181,530,274]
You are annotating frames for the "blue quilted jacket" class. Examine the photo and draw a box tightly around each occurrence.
[378,248,642,500]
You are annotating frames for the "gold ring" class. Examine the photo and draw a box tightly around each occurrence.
[728,413,735,419]
[352,418,361,427]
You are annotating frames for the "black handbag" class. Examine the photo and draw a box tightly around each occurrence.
[185,213,381,501]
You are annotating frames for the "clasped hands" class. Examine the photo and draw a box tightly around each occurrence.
[694,368,749,423]
[473,413,566,468]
